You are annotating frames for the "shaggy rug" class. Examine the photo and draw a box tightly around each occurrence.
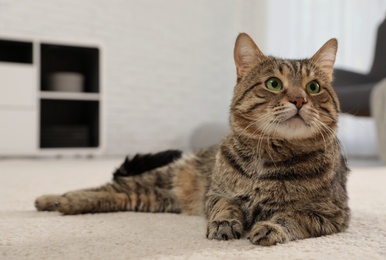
[0,158,385,259]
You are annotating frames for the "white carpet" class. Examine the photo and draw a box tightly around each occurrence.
[0,158,385,260]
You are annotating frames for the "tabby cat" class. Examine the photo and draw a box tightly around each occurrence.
[35,33,350,246]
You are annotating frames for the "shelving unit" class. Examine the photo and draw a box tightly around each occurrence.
[0,39,33,64]
[39,42,101,150]
[40,99,99,148]
[40,91,100,101]
[0,36,102,156]
[0,38,37,155]
[40,43,99,93]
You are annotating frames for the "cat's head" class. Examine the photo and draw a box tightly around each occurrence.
[230,33,339,141]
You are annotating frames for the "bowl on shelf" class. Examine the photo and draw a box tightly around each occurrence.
[46,72,84,92]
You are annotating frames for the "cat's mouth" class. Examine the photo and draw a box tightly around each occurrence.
[274,113,312,139]
[284,114,306,127]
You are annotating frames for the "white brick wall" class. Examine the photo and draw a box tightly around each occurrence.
[0,0,266,155]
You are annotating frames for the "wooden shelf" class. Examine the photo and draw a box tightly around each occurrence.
[40,91,100,101]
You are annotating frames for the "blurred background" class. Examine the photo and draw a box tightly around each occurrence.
[0,0,385,161]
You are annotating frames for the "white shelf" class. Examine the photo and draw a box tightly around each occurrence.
[40,91,100,101]
[0,36,102,156]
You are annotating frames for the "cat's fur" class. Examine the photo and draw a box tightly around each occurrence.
[35,33,350,246]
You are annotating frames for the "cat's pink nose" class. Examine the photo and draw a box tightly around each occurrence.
[290,97,307,109]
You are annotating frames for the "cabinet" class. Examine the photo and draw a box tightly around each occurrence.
[0,37,102,156]
[0,39,37,155]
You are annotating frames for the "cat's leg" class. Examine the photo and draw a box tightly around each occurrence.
[36,182,181,215]
[58,188,180,215]
[205,195,244,240]
[35,185,113,211]
[35,150,188,215]
[55,191,128,215]
[249,209,349,246]
[35,194,62,211]
[35,183,125,214]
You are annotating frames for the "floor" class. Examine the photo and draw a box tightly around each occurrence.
[0,157,385,259]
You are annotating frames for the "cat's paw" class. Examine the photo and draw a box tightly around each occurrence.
[249,222,289,246]
[35,194,61,211]
[206,219,243,240]
[56,195,80,215]
[35,194,78,214]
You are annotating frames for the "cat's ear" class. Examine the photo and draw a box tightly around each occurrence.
[234,33,265,78]
[311,38,338,73]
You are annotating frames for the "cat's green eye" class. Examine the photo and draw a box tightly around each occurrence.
[265,77,283,91]
[306,81,320,94]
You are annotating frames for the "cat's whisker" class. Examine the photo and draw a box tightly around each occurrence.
[253,118,272,154]
[312,119,340,161]
[318,110,338,124]
[250,119,271,152]
[236,113,272,141]
[336,137,349,162]
[256,117,281,167]
[238,113,273,149]
[311,121,328,153]
[317,120,346,159]
[318,121,335,137]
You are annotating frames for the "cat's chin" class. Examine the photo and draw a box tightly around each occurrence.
[284,115,305,127]
[275,116,313,139]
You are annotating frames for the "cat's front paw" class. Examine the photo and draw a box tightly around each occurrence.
[206,219,243,241]
[35,194,61,211]
[249,222,289,246]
